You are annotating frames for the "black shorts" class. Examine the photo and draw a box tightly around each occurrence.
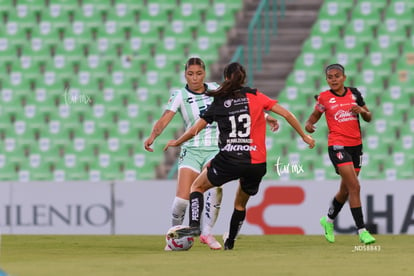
[328,144,363,174]
[206,154,266,196]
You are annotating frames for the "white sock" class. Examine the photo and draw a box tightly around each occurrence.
[202,187,223,235]
[358,228,367,235]
[171,197,189,226]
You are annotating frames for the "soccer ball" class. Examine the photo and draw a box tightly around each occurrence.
[165,225,194,251]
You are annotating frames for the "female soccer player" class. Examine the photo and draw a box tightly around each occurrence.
[305,63,375,245]
[164,62,314,250]
[144,57,278,250]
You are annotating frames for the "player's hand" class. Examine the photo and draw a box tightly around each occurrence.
[164,140,179,151]
[144,137,154,152]
[266,115,279,132]
[349,105,364,114]
[305,121,316,133]
[302,134,315,149]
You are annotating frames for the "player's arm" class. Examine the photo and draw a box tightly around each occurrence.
[305,109,323,133]
[144,110,175,152]
[265,113,279,132]
[350,105,372,122]
[164,118,208,151]
[270,103,315,149]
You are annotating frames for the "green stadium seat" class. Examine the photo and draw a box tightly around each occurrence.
[139,4,170,31]
[72,5,103,35]
[385,0,413,28]
[350,1,383,28]
[147,0,177,14]
[95,24,125,49]
[342,18,375,46]
[154,39,186,64]
[368,36,400,64]
[197,19,228,49]
[104,4,137,31]
[213,0,243,13]
[0,36,18,65]
[163,20,195,49]
[171,3,203,32]
[300,35,334,62]
[360,53,393,81]
[0,0,12,14]
[48,0,78,14]
[334,35,366,64]
[352,70,384,95]
[0,159,19,181]
[317,1,347,28]
[131,21,160,49]
[309,19,341,46]
[4,18,29,47]
[116,0,145,14]
[376,18,409,45]
[322,0,354,11]
[359,154,384,180]
[7,8,37,31]
[39,6,70,31]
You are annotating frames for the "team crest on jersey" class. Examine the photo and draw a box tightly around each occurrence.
[224,99,233,108]
[336,152,344,160]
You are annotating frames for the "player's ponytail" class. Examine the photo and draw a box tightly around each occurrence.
[207,62,246,97]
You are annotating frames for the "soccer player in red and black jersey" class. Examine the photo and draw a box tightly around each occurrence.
[305,63,376,245]
[164,62,315,249]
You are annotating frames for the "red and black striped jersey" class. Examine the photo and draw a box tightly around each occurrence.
[201,87,277,164]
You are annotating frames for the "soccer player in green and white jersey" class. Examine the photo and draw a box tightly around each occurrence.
[145,57,278,250]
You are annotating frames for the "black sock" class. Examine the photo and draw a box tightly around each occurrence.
[350,207,365,229]
[327,197,345,220]
[189,192,203,228]
[228,209,246,240]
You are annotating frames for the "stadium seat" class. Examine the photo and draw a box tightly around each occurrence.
[360,52,393,81]
[292,52,325,81]
[342,18,375,46]
[139,4,170,32]
[300,35,334,62]
[350,1,383,28]
[163,19,195,49]
[368,35,400,64]
[376,18,409,45]
[309,19,342,46]
[334,35,366,64]
[385,0,413,28]
[316,1,347,28]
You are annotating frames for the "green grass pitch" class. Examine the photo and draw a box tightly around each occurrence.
[1,235,413,276]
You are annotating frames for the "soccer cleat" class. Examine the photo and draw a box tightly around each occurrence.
[224,238,235,250]
[222,232,235,250]
[175,226,201,238]
[359,230,376,245]
[320,216,335,243]
[200,234,222,250]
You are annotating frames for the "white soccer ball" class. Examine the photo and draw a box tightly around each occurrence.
[165,225,194,251]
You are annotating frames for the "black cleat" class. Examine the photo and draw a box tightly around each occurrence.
[224,239,235,250]
[175,226,201,238]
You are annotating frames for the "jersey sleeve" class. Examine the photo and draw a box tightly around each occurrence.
[315,93,326,113]
[256,91,278,110]
[165,89,182,112]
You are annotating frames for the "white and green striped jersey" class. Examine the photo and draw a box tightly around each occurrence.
[166,82,219,148]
